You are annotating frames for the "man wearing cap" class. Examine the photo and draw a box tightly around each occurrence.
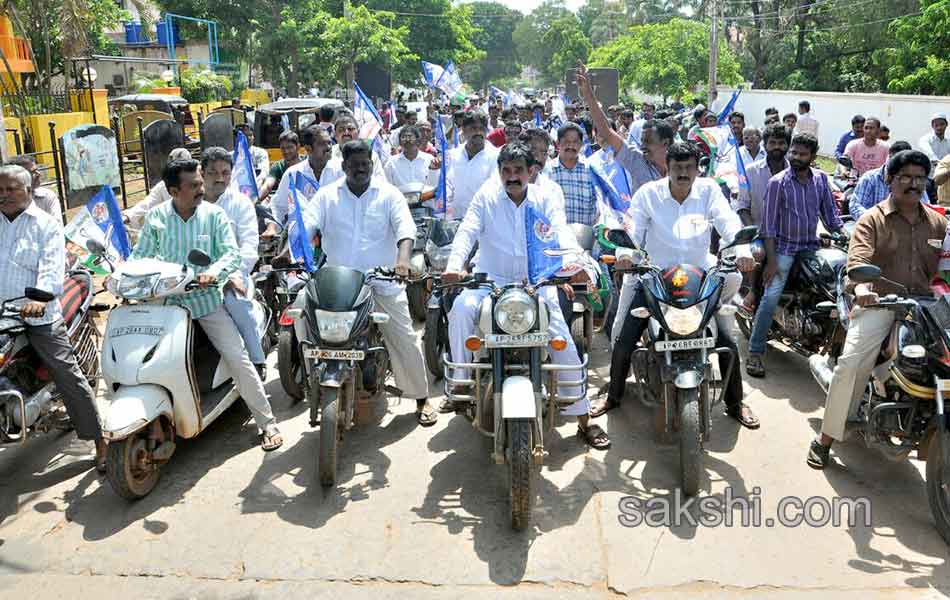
[919,113,949,162]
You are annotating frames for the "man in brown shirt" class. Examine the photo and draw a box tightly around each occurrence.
[808,150,946,469]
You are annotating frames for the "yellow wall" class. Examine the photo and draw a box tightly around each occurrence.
[25,112,96,167]
[241,89,271,108]
[4,116,21,154]
[68,89,109,126]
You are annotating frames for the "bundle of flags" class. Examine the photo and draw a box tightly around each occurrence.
[693,125,749,194]
[231,131,260,201]
[421,59,465,102]
[64,185,131,275]
[589,157,630,226]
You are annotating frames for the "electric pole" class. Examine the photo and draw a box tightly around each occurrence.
[707,0,719,107]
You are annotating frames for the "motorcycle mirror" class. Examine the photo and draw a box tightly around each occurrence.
[847,264,881,284]
[24,287,55,302]
[606,229,636,249]
[86,239,107,256]
[187,249,212,267]
[837,156,854,169]
[732,225,759,246]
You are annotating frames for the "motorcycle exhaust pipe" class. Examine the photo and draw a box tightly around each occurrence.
[11,384,55,429]
[808,354,834,394]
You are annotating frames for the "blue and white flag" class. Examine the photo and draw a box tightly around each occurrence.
[579,122,594,158]
[716,89,741,127]
[64,185,130,274]
[231,131,260,201]
[421,61,445,88]
[525,202,566,284]
[590,163,628,215]
[353,82,390,164]
[438,60,464,98]
[489,86,507,102]
[434,116,449,215]
[452,126,459,148]
[288,172,318,272]
[280,114,290,132]
[729,131,750,191]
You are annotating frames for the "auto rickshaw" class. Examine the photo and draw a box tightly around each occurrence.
[251,97,343,161]
[109,94,195,151]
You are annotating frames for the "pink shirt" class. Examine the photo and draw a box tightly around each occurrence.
[844,139,890,176]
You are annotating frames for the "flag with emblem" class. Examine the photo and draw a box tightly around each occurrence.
[64,185,130,274]
[525,202,570,284]
[231,131,260,201]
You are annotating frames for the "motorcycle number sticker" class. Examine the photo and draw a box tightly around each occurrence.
[654,337,716,352]
[110,325,164,337]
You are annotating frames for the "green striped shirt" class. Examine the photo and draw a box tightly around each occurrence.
[132,200,241,318]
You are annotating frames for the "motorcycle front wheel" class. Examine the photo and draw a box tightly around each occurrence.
[678,388,703,496]
[508,418,535,530]
[926,428,950,545]
[316,384,340,487]
[407,281,429,322]
[277,328,304,401]
[736,312,752,341]
[106,428,162,500]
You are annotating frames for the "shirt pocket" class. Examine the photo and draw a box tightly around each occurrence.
[361,203,390,241]
[9,237,39,274]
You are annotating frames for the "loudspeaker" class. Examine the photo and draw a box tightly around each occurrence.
[355,63,392,103]
[564,68,619,107]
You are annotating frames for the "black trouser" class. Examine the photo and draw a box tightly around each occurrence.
[608,286,743,410]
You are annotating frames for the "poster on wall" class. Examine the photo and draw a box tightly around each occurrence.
[60,124,121,210]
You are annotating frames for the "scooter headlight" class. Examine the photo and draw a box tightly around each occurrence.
[155,275,186,294]
[494,290,537,335]
[314,310,358,343]
[113,274,159,299]
[661,302,706,336]
[425,240,451,273]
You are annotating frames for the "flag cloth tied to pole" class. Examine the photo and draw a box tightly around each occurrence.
[693,125,749,194]
[64,185,131,275]
[524,202,583,284]
[353,81,390,165]
[288,171,318,272]
[716,89,742,127]
[231,131,260,201]
[421,61,445,88]
[589,162,629,222]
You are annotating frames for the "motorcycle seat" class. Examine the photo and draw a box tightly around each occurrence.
[60,272,91,331]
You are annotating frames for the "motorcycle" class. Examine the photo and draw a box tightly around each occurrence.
[441,273,590,530]
[423,218,460,379]
[609,225,758,495]
[283,265,396,487]
[96,247,271,499]
[0,272,102,445]
[566,224,611,357]
[809,264,950,545]
[832,156,858,216]
[735,231,850,359]
[401,182,436,322]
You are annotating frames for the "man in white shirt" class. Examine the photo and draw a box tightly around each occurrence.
[271,125,344,227]
[234,123,270,184]
[6,155,62,221]
[0,165,106,467]
[388,106,419,148]
[795,100,819,138]
[383,126,440,190]
[331,113,387,178]
[445,112,500,220]
[441,142,610,449]
[919,112,949,161]
[295,141,438,426]
[201,147,267,378]
[740,127,762,166]
[124,147,192,227]
[591,142,760,430]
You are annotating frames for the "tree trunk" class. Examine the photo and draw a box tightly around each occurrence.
[794,0,814,69]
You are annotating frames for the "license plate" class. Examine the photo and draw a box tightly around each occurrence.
[304,348,365,360]
[655,337,716,352]
[485,333,549,348]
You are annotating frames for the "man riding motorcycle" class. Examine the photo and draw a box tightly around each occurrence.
[0,165,106,469]
[441,142,610,449]
[808,150,945,468]
[292,140,439,427]
[133,159,282,450]
[590,142,760,430]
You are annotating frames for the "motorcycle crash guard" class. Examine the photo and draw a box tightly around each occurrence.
[501,376,537,419]
[102,384,173,440]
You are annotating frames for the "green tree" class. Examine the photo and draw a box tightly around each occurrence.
[886,0,950,95]
[541,16,592,83]
[461,1,523,89]
[321,5,417,91]
[511,0,572,84]
[589,18,742,101]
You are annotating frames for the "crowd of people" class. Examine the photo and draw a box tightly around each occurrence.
[1,59,949,482]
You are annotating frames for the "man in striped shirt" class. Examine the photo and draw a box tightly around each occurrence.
[746,133,846,377]
[133,159,282,450]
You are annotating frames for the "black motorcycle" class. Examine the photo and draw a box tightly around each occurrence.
[810,264,950,545]
[611,225,758,495]
[284,265,396,487]
[736,231,850,359]
[423,218,460,379]
[402,184,435,322]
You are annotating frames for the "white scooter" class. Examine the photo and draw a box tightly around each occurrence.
[94,244,269,500]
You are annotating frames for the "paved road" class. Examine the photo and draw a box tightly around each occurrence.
[2,321,949,599]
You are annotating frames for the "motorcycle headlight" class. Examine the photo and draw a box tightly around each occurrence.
[114,274,159,299]
[314,310,358,343]
[155,275,185,294]
[661,302,706,336]
[425,240,451,273]
[494,290,537,335]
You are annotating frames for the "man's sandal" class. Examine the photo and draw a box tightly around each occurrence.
[726,403,760,429]
[578,424,611,449]
[417,404,439,427]
[261,428,284,451]
[589,397,619,418]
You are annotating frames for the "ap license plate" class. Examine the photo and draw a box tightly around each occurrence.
[304,348,365,360]
[485,333,549,348]
[655,337,716,352]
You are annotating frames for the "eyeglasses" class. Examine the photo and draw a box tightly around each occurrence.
[894,175,928,185]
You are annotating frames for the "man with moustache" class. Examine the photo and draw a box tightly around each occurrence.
[590,143,760,429]
[808,150,944,469]
[271,125,343,227]
[550,122,603,227]
[746,133,846,377]
[441,142,610,448]
[445,112,499,219]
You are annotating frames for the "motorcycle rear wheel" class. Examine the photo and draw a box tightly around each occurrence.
[508,418,535,531]
[317,385,340,487]
[678,388,703,496]
[926,428,950,545]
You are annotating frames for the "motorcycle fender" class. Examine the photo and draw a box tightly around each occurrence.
[674,369,703,389]
[102,384,173,440]
[501,376,537,419]
[409,252,426,278]
[427,290,442,310]
[318,360,346,388]
[572,301,585,314]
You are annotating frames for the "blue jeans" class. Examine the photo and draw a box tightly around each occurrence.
[223,275,266,365]
[748,251,813,355]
